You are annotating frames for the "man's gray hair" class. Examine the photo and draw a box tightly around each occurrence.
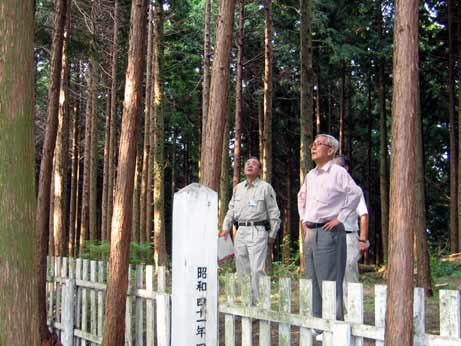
[316,134,339,156]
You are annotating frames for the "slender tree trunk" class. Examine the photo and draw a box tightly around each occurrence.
[107,0,120,242]
[69,80,80,257]
[415,88,432,297]
[315,75,321,135]
[378,58,389,264]
[80,61,94,252]
[233,0,244,187]
[101,89,111,242]
[153,0,167,268]
[102,0,147,344]
[366,66,373,264]
[35,0,67,340]
[200,0,237,191]
[327,84,332,134]
[200,0,213,179]
[299,0,314,274]
[88,0,99,242]
[53,0,72,256]
[384,0,418,344]
[258,99,264,161]
[448,0,458,254]
[89,58,98,241]
[0,1,41,344]
[132,146,142,243]
[219,115,230,229]
[458,0,461,250]
[140,2,154,243]
[263,1,273,274]
[339,65,345,155]
[262,0,272,184]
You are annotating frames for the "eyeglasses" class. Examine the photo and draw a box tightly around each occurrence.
[309,142,331,149]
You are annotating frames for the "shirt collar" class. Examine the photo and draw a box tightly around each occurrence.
[315,159,334,173]
[245,177,261,187]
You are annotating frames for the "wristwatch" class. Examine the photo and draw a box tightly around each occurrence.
[358,239,370,246]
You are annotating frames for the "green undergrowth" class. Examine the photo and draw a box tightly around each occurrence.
[80,240,154,265]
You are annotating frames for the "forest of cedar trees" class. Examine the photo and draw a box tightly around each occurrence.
[0,0,458,345]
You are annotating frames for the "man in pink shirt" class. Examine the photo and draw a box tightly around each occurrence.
[297,134,362,321]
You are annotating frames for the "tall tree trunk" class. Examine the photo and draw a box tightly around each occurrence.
[339,65,345,155]
[107,0,120,242]
[219,115,230,229]
[132,146,142,243]
[262,0,272,184]
[101,89,111,242]
[458,0,461,250]
[384,0,418,344]
[327,84,332,134]
[88,0,99,242]
[366,65,373,264]
[35,0,67,341]
[89,58,98,242]
[140,2,154,243]
[0,1,41,344]
[378,58,389,264]
[102,0,147,344]
[153,0,167,268]
[80,61,94,252]
[69,78,80,257]
[53,0,72,256]
[415,88,432,297]
[233,0,244,187]
[448,0,458,254]
[258,98,264,161]
[315,75,321,135]
[200,0,213,179]
[200,0,237,191]
[299,0,314,274]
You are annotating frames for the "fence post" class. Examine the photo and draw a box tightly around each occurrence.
[62,278,76,346]
[332,322,351,346]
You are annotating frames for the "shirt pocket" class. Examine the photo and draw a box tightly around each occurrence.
[313,182,331,204]
[254,192,266,216]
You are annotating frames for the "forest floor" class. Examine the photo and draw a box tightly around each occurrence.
[217,259,461,345]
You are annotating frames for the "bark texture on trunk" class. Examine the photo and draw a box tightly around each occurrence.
[35,0,68,340]
[0,1,40,344]
[200,0,236,191]
[102,0,147,345]
[262,0,272,184]
[384,1,418,344]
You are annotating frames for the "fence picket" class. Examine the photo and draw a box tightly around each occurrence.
[259,276,271,346]
[440,290,461,338]
[279,277,291,346]
[81,259,89,346]
[156,267,170,346]
[90,261,97,346]
[135,265,144,346]
[97,261,104,339]
[375,285,387,346]
[346,282,363,346]
[75,258,82,346]
[63,279,76,346]
[241,275,252,346]
[125,264,134,346]
[225,273,236,346]
[322,280,337,346]
[299,279,313,346]
[55,257,62,327]
[146,265,155,346]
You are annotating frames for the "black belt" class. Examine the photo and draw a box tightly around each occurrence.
[304,221,327,229]
[345,230,358,234]
[238,220,267,227]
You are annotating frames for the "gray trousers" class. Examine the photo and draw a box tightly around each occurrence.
[303,223,346,320]
[234,225,268,302]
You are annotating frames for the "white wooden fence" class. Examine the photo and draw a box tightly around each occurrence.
[47,257,461,346]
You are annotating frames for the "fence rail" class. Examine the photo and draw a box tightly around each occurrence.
[47,257,461,346]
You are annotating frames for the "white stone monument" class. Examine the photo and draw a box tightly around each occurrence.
[172,183,218,346]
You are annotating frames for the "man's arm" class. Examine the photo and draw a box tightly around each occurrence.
[297,175,308,222]
[220,186,237,238]
[336,171,362,224]
[357,195,369,251]
[265,184,281,239]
